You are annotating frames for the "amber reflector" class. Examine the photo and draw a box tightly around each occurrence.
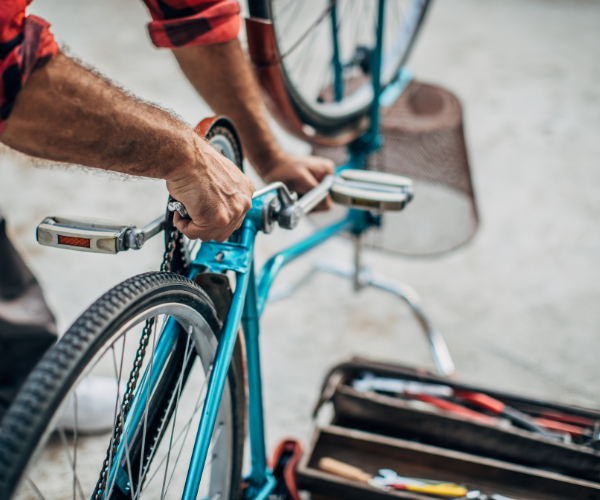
[58,235,91,248]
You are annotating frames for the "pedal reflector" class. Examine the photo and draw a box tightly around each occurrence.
[58,235,91,248]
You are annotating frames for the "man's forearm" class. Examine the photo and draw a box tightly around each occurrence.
[173,40,281,176]
[0,53,200,182]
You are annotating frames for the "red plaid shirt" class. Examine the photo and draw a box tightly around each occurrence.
[0,0,241,134]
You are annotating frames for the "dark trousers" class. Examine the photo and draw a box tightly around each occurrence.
[0,213,57,421]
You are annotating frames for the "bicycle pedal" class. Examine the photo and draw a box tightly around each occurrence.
[37,216,135,254]
[331,170,413,211]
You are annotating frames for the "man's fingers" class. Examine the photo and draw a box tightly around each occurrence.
[174,212,246,242]
[313,195,333,212]
[295,168,319,195]
[308,157,335,181]
[173,212,190,233]
[209,216,245,242]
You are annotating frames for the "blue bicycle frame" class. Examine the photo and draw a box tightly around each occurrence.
[106,1,408,498]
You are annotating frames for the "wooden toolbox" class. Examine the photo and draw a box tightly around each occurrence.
[313,358,600,483]
[296,425,600,500]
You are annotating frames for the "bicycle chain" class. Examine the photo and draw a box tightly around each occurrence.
[93,227,180,500]
[160,227,179,273]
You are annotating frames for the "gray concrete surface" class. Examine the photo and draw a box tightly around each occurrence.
[1,0,599,474]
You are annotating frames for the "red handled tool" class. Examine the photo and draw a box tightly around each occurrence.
[454,391,560,438]
[531,417,590,439]
[414,394,498,425]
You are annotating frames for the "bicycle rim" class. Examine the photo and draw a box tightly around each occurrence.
[249,0,431,137]
[0,273,245,500]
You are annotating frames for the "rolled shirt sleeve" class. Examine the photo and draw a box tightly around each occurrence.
[143,0,241,48]
[0,1,59,134]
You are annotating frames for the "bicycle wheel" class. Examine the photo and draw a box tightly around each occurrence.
[248,0,431,138]
[0,272,245,500]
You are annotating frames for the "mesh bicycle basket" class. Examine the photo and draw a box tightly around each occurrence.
[311,80,478,257]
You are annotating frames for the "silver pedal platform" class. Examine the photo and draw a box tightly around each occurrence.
[37,216,135,254]
[331,170,413,211]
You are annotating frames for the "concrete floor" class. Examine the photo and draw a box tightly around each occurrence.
[1,0,599,467]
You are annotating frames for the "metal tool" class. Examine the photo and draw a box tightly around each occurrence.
[455,491,517,500]
[456,492,483,500]
[591,421,600,450]
[352,373,495,424]
[319,458,469,497]
[370,469,468,497]
[353,372,453,397]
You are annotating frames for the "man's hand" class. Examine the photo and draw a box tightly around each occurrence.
[261,152,335,211]
[167,138,254,242]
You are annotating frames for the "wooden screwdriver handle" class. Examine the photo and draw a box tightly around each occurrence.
[318,457,373,483]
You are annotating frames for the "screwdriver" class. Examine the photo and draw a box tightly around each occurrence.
[318,458,469,497]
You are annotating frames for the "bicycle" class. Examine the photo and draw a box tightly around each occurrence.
[0,1,448,499]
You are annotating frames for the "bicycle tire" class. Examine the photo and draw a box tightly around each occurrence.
[0,272,245,500]
[248,0,431,138]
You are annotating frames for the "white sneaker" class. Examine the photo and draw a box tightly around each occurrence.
[55,376,125,435]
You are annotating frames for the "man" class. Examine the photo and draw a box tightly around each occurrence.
[0,0,334,423]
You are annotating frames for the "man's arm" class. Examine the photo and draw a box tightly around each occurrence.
[173,39,334,208]
[0,53,254,242]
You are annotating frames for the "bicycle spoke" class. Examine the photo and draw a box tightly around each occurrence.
[326,0,354,93]
[273,0,297,22]
[140,363,213,494]
[122,433,137,500]
[280,0,307,48]
[281,0,336,60]
[159,332,194,500]
[350,1,362,57]
[133,317,159,500]
[358,1,372,48]
[206,424,224,467]
[392,1,401,27]
[108,318,160,500]
[58,427,85,500]
[104,336,128,500]
[26,479,47,500]
[397,0,405,23]
[164,415,223,497]
[299,31,330,92]
[72,394,83,500]
[292,17,329,91]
